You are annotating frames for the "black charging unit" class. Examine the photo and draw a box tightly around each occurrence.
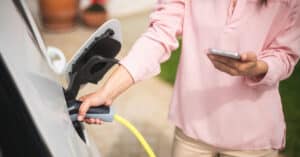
[63,29,121,141]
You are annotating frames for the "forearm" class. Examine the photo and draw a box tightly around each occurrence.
[101,64,134,101]
[117,0,185,82]
[244,2,300,86]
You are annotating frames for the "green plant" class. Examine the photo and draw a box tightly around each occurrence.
[159,40,181,84]
[280,66,300,157]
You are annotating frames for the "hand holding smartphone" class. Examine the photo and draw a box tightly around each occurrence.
[208,48,241,60]
[207,48,268,77]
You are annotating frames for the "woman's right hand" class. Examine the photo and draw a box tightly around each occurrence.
[77,65,134,125]
[77,88,113,124]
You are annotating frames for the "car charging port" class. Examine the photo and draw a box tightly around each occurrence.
[63,28,121,142]
[66,100,87,142]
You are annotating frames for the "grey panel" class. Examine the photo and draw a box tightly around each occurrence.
[0,1,100,157]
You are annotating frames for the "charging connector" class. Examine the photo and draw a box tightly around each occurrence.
[68,101,156,157]
[68,100,114,122]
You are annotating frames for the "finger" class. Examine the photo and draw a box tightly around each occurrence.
[84,119,92,124]
[212,60,239,76]
[210,54,256,74]
[79,93,93,101]
[85,121,92,124]
[104,99,113,106]
[79,92,95,100]
[241,52,257,62]
[79,94,90,101]
[238,62,257,76]
[78,102,90,121]
[89,118,96,124]
[79,96,86,101]
[239,61,257,71]
[95,119,103,125]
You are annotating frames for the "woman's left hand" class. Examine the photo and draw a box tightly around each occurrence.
[207,52,268,77]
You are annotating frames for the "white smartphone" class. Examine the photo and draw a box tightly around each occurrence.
[209,48,241,60]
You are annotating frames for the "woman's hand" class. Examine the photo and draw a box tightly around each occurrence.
[207,52,268,78]
[77,89,113,125]
[77,65,134,125]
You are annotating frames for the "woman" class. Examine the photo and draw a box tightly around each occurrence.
[77,0,300,156]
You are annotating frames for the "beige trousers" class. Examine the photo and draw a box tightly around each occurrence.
[172,128,278,157]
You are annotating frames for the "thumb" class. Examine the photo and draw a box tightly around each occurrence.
[78,101,90,121]
[241,52,257,62]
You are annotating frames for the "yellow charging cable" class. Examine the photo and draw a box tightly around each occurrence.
[113,114,156,157]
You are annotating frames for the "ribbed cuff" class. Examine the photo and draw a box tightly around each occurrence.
[244,56,280,87]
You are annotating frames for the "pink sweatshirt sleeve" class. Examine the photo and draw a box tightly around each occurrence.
[245,2,300,87]
[119,0,185,82]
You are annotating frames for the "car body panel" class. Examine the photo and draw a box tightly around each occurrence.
[0,0,121,156]
[0,1,93,156]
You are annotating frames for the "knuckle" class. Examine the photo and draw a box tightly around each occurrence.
[217,67,224,72]
[217,66,226,72]
[106,99,113,105]
[228,72,235,76]
[229,70,238,76]
[211,62,217,67]
[237,65,246,73]
[234,63,241,70]
[236,68,242,73]
[214,63,221,69]
[238,66,244,72]
[80,104,90,113]
[251,62,257,68]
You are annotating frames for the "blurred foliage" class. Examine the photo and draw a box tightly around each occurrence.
[280,63,300,157]
[159,40,181,84]
[159,41,300,157]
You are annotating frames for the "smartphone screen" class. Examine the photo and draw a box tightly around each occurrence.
[209,48,241,60]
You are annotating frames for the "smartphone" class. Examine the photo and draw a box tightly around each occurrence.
[209,48,241,60]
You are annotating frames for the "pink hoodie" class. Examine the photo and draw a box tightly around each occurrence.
[120,0,300,150]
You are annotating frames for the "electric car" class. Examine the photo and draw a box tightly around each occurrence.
[0,0,122,156]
